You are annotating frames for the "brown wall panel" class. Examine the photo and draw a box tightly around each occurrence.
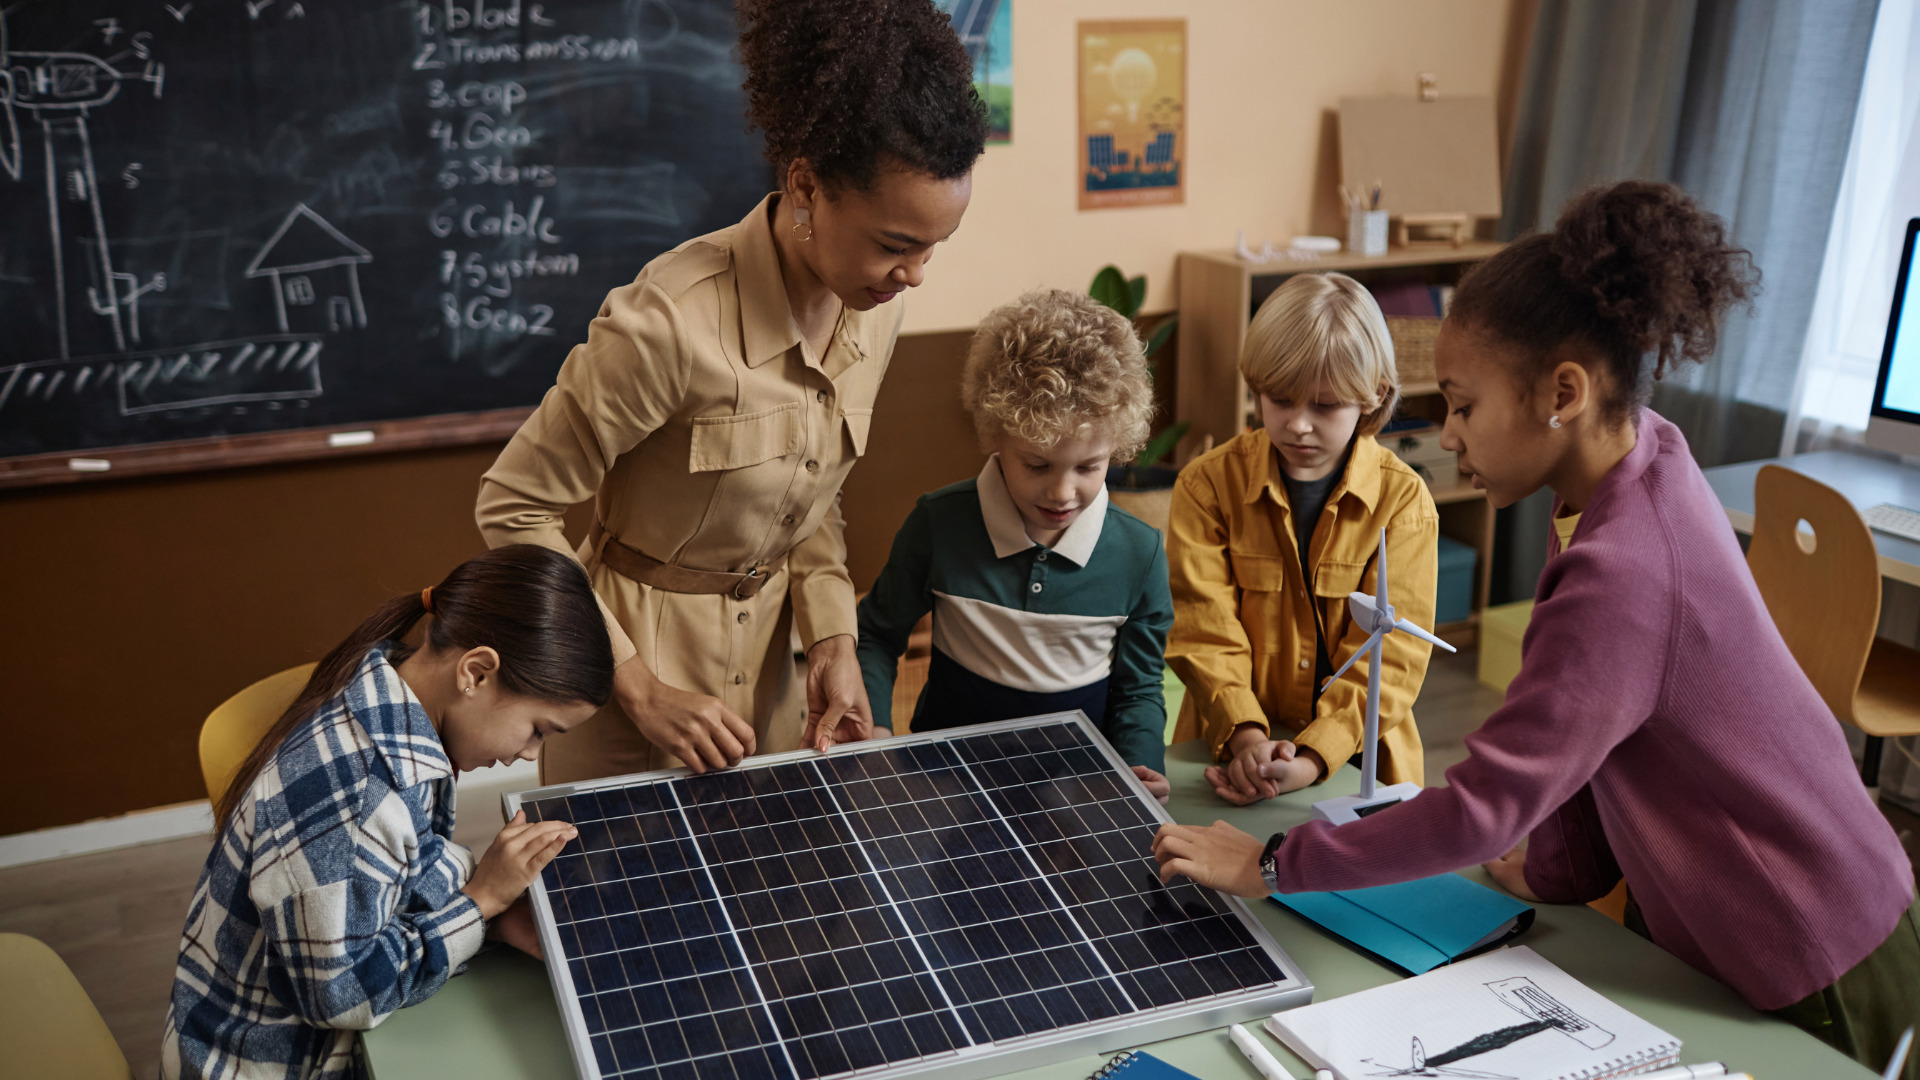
[0,331,980,834]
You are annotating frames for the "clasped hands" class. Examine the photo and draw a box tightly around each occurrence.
[1205,722,1325,805]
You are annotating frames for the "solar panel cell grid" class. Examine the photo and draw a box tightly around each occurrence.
[517,717,1306,1080]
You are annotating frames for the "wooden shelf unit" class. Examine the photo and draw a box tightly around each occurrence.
[1174,242,1505,644]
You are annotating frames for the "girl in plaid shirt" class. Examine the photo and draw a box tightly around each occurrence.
[163,545,615,1079]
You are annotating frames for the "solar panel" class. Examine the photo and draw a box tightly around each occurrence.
[505,713,1312,1080]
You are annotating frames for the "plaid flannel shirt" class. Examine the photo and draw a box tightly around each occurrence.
[163,645,487,1080]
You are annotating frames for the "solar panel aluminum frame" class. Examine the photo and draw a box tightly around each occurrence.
[502,711,1314,1080]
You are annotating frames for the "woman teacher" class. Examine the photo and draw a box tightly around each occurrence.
[475,0,988,783]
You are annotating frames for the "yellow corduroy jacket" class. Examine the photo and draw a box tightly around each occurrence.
[1167,429,1440,785]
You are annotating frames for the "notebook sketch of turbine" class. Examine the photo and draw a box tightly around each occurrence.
[1312,527,1457,826]
[0,17,168,358]
[1365,977,1615,1079]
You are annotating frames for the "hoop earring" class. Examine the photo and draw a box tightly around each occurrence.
[791,206,813,243]
[1549,415,1562,429]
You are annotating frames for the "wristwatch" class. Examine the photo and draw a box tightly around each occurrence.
[1258,831,1286,893]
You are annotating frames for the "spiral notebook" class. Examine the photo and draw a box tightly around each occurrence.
[1086,1051,1204,1080]
[1263,946,1681,1080]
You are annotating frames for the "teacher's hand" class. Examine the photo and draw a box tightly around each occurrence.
[1151,820,1269,897]
[802,634,874,753]
[615,655,755,772]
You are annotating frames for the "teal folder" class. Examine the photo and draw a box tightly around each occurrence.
[1268,872,1535,975]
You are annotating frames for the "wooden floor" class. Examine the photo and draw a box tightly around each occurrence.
[3,649,1913,1079]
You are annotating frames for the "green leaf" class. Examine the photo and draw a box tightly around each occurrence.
[1127,275,1147,317]
[1135,420,1192,467]
[1089,266,1131,314]
[1144,315,1177,358]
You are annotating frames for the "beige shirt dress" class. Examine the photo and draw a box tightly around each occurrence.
[476,194,903,784]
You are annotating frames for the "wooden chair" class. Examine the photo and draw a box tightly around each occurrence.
[1748,465,1920,791]
[0,933,133,1080]
[198,663,317,805]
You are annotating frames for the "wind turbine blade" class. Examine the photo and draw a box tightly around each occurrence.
[1322,630,1384,690]
[1376,527,1389,617]
[1394,617,1458,653]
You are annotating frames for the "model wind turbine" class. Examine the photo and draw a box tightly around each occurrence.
[1311,527,1457,826]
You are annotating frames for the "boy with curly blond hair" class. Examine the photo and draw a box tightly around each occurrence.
[856,289,1174,795]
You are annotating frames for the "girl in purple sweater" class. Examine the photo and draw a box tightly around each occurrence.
[1153,181,1917,1075]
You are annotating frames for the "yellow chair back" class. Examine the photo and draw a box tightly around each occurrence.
[198,663,317,805]
[0,933,132,1080]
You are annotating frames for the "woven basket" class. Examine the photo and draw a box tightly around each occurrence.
[1387,316,1441,386]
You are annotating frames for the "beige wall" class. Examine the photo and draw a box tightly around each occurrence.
[902,0,1516,334]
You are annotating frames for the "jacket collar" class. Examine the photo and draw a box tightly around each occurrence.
[345,646,454,789]
[977,454,1109,566]
[1241,430,1386,514]
[734,193,870,380]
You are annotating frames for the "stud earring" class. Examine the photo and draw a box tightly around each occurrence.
[463,686,473,693]
[1549,415,1562,429]
[791,206,813,242]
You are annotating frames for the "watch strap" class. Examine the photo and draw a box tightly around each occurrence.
[1258,831,1286,894]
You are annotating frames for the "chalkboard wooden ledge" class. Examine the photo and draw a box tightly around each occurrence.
[0,409,534,490]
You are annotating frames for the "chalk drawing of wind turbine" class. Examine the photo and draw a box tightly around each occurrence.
[0,6,168,358]
[1311,527,1457,826]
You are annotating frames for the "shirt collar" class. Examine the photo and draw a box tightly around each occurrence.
[1242,431,1385,514]
[976,454,1109,566]
[344,645,454,788]
[735,193,803,369]
[733,192,872,380]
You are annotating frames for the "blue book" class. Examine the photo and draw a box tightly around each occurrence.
[1088,1051,1204,1080]
[1268,872,1535,975]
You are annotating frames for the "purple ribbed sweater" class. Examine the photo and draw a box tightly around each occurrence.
[1271,412,1914,1010]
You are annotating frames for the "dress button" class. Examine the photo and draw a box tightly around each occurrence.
[783,514,796,526]
[1299,659,1310,669]
[805,459,820,473]
[816,390,828,403]
[1036,551,1048,561]
[733,673,745,685]
[737,612,749,624]
[1030,582,1043,594]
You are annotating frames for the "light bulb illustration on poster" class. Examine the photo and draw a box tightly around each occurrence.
[1078,19,1184,210]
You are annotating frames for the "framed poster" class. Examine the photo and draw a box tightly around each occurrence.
[1078,19,1185,210]
[940,0,1012,143]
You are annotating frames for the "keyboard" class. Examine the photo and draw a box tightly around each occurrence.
[1862,502,1920,543]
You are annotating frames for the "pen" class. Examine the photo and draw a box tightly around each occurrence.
[1886,1026,1913,1080]
[1314,1071,1333,1080]
[1635,1065,1728,1080]
[1228,1023,1297,1080]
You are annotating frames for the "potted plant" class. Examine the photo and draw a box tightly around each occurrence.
[1090,265,1188,528]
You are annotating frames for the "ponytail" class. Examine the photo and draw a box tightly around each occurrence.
[1448,180,1760,424]
[214,544,614,829]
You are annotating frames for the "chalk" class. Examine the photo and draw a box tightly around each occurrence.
[68,458,111,472]
[328,430,376,448]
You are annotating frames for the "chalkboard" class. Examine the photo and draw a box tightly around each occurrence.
[0,0,769,482]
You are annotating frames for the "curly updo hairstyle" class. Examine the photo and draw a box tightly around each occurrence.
[962,289,1156,462]
[1447,180,1760,424]
[737,0,989,193]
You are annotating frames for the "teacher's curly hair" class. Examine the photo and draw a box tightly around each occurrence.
[737,0,990,193]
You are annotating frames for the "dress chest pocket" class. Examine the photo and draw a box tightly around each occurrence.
[688,402,801,472]
[1230,552,1291,593]
[841,408,872,457]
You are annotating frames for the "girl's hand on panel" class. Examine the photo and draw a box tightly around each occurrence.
[1152,820,1269,897]
[493,894,543,960]
[803,634,875,753]
[464,810,576,919]
[615,654,755,772]
[1483,846,1542,902]
[1131,766,1171,804]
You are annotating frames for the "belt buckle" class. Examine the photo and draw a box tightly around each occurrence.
[733,566,768,600]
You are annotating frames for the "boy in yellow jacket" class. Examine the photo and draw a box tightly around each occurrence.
[1167,272,1439,804]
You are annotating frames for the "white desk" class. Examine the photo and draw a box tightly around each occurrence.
[1701,449,1920,586]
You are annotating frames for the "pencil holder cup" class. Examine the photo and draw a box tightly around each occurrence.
[1348,210,1389,257]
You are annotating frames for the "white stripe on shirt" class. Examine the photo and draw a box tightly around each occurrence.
[930,590,1128,693]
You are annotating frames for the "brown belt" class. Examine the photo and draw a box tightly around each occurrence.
[590,520,786,600]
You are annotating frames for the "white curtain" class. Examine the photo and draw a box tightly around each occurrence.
[1785,0,1920,445]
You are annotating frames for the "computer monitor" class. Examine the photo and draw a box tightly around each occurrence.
[1868,217,1920,457]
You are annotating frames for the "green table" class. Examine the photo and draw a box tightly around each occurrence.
[367,740,1872,1079]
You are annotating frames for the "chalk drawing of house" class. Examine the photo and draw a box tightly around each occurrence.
[244,204,372,334]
